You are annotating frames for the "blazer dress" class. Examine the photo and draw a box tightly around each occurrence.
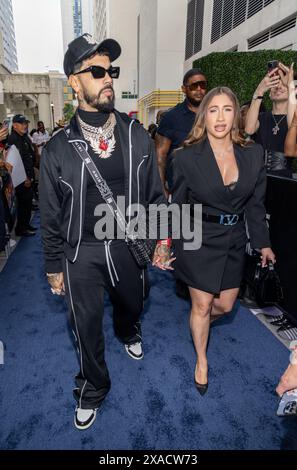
[171,138,271,294]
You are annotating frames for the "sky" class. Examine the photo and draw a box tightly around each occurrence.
[12,0,64,73]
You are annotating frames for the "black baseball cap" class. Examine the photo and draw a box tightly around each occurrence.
[12,114,30,124]
[63,33,121,77]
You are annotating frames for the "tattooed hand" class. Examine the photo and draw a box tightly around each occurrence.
[46,272,65,295]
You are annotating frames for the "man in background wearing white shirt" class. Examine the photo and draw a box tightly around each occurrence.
[32,121,50,165]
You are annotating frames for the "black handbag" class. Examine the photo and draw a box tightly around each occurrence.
[126,237,156,268]
[242,251,283,307]
[254,259,283,306]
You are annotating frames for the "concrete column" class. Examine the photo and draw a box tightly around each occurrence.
[26,110,36,131]
[38,93,52,131]
[0,104,7,122]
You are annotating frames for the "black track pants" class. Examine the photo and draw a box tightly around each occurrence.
[63,239,149,409]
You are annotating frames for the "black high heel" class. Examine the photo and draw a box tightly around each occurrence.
[195,365,208,395]
[195,380,208,395]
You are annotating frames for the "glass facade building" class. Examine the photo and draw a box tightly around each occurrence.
[0,0,18,71]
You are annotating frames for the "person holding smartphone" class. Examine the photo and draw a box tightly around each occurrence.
[0,121,9,142]
[245,61,296,178]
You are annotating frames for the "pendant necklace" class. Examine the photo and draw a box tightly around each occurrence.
[272,113,286,135]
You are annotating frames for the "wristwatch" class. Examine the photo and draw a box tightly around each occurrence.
[252,94,264,100]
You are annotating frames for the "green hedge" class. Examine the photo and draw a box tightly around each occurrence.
[193,50,297,108]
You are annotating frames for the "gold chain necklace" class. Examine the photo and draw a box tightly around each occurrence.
[78,112,116,159]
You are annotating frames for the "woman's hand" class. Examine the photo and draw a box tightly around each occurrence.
[256,69,280,96]
[260,247,276,267]
[152,244,176,271]
[278,62,294,89]
[0,126,8,142]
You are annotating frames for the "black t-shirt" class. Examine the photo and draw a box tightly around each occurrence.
[157,99,196,154]
[255,111,288,152]
[78,109,125,242]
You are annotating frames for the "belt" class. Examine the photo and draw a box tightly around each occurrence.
[202,212,244,226]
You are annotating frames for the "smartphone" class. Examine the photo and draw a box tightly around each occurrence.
[2,118,11,134]
[267,60,279,76]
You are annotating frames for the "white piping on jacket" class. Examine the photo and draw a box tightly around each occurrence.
[59,177,74,243]
[128,120,134,225]
[136,155,149,230]
[104,240,119,287]
[72,162,84,262]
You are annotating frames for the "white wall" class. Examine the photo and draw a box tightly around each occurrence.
[139,0,187,97]
[156,0,187,90]
[138,0,158,97]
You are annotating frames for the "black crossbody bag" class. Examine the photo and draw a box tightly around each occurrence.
[68,138,155,268]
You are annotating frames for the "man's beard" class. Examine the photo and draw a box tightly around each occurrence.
[83,85,115,112]
[187,95,203,107]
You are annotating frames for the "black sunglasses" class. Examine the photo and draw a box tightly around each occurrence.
[185,80,207,91]
[74,65,120,79]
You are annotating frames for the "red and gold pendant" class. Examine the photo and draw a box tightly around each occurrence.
[99,137,109,152]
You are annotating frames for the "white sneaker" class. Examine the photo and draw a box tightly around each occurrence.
[125,341,144,360]
[74,407,97,430]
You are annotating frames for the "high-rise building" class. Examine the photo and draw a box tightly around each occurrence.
[93,0,140,115]
[93,0,107,41]
[185,0,297,69]
[93,0,187,123]
[137,0,187,126]
[0,0,18,72]
[61,0,94,52]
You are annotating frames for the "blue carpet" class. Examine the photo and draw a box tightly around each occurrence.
[0,214,296,450]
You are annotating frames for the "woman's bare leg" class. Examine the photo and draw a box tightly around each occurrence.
[210,288,240,323]
[189,287,214,385]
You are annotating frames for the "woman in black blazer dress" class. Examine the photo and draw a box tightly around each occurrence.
[171,87,275,394]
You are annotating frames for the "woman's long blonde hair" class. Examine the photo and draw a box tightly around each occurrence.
[183,86,247,148]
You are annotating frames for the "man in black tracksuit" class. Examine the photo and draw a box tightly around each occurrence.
[39,34,172,430]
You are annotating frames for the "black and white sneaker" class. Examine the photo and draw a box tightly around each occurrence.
[125,341,144,360]
[74,407,97,430]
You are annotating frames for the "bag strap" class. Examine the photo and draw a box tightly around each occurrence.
[65,134,128,236]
